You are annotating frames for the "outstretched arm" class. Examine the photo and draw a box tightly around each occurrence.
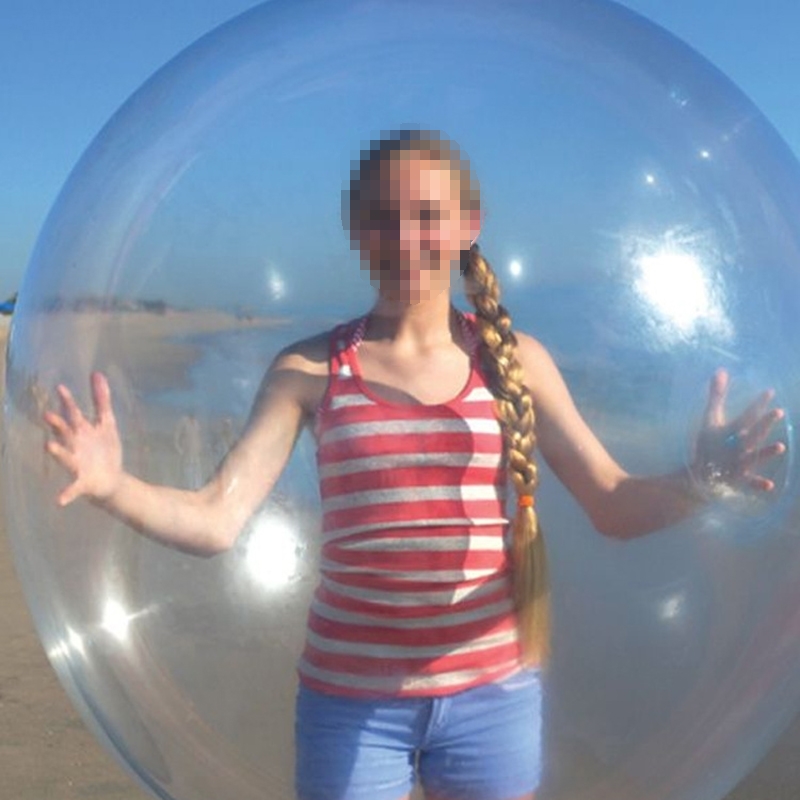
[44,341,324,555]
[517,335,784,540]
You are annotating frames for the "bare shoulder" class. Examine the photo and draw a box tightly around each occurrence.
[513,330,585,422]
[514,330,553,364]
[514,331,563,396]
[247,328,333,422]
[271,329,331,377]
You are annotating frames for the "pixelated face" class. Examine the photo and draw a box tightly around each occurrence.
[350,151,478,306]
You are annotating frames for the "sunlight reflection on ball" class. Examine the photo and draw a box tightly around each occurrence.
[245,513,304,591]
[3,1,800,799]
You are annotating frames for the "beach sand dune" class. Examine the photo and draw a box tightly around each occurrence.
[2,315,800,799]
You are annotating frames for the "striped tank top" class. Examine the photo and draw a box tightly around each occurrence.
[297,310,523,698]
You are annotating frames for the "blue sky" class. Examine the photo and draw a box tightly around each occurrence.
[3,0,800,302]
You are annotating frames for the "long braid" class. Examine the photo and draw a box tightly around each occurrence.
[465,244,551,666]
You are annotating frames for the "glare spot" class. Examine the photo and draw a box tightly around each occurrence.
[669,87,690,108]
[509,260,523,279]
[659,592,685,622]
[636,251,709,334]
[47,638,70,664]
[627,231,733,344]
[47,626,86,662]
[49,625,87,663]
[67,627,86,659]
[266,265,286,301]
[699,149,711,160]
[645,173,656,186]
[246,513,302,590]
[101,600,132,642]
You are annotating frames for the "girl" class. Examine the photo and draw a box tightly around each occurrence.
[44,129,784,800]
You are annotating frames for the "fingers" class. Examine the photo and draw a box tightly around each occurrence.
[44,375,115,509]
[703,368,729,428]
[741,441,786,471]
[45,374,115,438]
[696,367,787,496]
[743,474,776,492]
[740,406,785,450]
[734,388,777,433]
[46,434,90,506]
[45,438,77,471]
[45,434,88,506]
[732,441,786,494]
[43,410,72,441]
[91,371,116,426]
[57,480,85,507]
[57,383,85,429]
[702,368,785,453]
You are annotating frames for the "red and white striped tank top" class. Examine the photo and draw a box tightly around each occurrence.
[297,310,523,698]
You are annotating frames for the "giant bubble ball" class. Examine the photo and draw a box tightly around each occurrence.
[3,1,800,799]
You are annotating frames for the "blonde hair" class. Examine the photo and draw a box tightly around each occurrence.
[347,129,551,665]
[464,245,551,665]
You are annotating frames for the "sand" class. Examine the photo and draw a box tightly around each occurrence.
[0,315,150,799]
[2,312,800,799]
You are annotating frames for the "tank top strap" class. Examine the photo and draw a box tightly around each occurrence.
[328,316,368,378]
[331,309,477,374]
[455,307,481,357]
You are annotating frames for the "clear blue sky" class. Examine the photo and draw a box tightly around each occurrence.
[3,0,800,302]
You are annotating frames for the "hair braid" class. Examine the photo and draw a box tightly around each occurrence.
[465,244,551,666]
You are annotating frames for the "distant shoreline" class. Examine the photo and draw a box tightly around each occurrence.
[3,306,287,386]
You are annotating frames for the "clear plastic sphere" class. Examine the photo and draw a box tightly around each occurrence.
[3,1,800,799]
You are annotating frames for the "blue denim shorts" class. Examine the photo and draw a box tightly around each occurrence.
[295,669,543,800]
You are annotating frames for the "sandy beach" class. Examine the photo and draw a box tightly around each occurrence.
[2,312,800,800]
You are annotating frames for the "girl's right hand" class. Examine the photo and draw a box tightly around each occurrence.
[44,371,124,506]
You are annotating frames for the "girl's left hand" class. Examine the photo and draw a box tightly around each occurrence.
[691,368,786,493]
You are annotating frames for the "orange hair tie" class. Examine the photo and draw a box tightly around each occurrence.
[517,495,535,508]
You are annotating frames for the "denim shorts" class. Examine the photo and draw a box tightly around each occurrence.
[295,669,543,800]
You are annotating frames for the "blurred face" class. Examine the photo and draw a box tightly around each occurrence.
[352,153,478,306]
